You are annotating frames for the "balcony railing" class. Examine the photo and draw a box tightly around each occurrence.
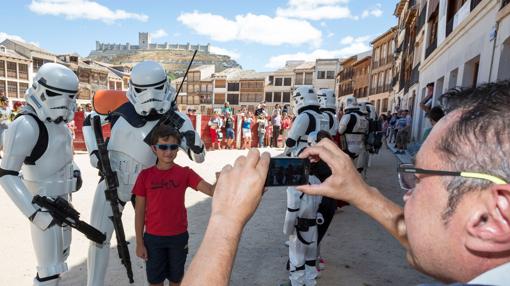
[502,0,510,9]
[425,41,437,59]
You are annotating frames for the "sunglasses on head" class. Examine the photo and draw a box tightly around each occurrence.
[153,144,179,151]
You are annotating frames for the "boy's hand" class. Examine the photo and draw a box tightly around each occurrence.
[136,243,148,261]
[211,149,270,229]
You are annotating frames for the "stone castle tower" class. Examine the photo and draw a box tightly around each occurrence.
[139,32,151,49]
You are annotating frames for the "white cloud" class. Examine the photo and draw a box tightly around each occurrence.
[209,46,240,60]
[0,32,39,46]
[361,4,383,19]
[266,34,372,69]
[151,29,168,39]
[276,0,356,20]
[327,32,335,38]
[178,12,322,47]
[28,0,148,23]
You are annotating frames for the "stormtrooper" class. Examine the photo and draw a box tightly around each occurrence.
[83,61,206,286]
[284,86,328,157]
[338,96,369,173]
[317,89,338,138]
[284,86,326,286]
[0,63,81,285]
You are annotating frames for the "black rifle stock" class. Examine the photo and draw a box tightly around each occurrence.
[92,116,134,284]
[32,195,106,244]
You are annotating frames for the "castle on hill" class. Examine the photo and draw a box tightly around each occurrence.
[94,32,210,54]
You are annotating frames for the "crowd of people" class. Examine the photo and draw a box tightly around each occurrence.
[207,102,294,150]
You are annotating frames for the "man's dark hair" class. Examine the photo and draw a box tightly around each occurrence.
[428,106,444,123]
[437,81,510,222]
[426,82,434,88]
[150,124,181,145]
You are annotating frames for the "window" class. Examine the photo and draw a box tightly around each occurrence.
[215,80,226,88]
[116,82,122,90]
[296,73,304,85]
[227,93,239,105]
[18,64,28,80]
[109,81,115,89]
[283,92,291,102]
[326,71,335,79]
[304,72,313,85]
[33,58,44,72]
[19,82,28,95]
[227,82,239,91]
[273,92,282,103]
[7,62,17,78]
[0,81,5,96]
[7,81,17,97]
[275,78,283,86]
[268,76,274,85]
[215,93,225,104]
[240,93,263,102]
[0,60,4,77]
[284,77,292,86]
[317,71,326,79]
[265,92,273,102]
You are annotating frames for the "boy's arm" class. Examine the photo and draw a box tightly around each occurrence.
[134,196,146,247]
[196,180,215,197]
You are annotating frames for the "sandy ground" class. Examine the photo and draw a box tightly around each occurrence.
[0,147,434,285]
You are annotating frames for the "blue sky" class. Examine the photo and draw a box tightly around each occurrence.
[1,0,398,71]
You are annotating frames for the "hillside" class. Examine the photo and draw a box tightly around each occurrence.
[88,49,241,76]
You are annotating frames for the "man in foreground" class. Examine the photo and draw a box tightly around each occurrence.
[181,82,510,285]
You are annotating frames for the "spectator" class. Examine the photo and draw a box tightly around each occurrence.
[282,104,290,115]
[420,82,434,114]
[421,106,444,143]
[0,96,10,156]
[281,112,292,143]
[208,112,222,150]
[264,118,272,148]
[181,82,510,286]
[133,125,214,286]
[388,112,398,143]
[84,103,93,118]
[395,110,410,154]
[222,102,233,116]
[224,112,235,150]
[256,114,268,148]
[255,103,267,117]
[271,109,282,147]
[241,111,254,149]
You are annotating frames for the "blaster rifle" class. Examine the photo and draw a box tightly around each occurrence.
[32,195,106,244]
[92,116,134,284]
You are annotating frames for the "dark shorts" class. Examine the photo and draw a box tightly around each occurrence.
[226,128,235,139]
[143,232,189,284]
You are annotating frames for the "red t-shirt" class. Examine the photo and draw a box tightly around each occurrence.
[132,164,203,236]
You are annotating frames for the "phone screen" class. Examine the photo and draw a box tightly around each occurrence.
[265,158,310,187]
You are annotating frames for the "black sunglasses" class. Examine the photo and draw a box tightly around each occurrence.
[154,144,179,151]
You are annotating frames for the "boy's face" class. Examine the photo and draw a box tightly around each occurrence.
[153,136,179,164]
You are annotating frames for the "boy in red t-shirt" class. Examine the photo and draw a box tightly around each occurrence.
[133,125,214,286]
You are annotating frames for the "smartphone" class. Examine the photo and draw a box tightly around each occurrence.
[265,158,310,187]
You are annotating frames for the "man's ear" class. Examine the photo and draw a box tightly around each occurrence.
[465,185,510,253]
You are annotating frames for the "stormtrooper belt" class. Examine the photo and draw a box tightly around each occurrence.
[295,217,317,232]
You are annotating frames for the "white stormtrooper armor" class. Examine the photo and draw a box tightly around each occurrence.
[284,86,328,157]
[317,89,338,137]
[338,99,369,172]
[0,63,80,286]
[284,175,323,286]
[83,61,206,286]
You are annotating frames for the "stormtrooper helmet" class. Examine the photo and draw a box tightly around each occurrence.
[292,86,319,114]
[25,63,79,123]
[317,89,336,110]
[127,61,175,116]
[342,95,359,113]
